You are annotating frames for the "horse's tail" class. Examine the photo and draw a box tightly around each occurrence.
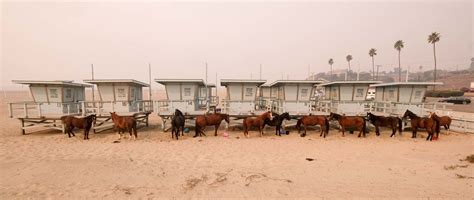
[324,117,330,133]
[433,115,440,135]
[397,117,403,133]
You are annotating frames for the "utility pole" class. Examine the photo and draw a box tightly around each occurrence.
[259,64,262,80]
[205,62,209,112]
[376,65,382,81]
[91,64,95,102]
[148,63,152,100]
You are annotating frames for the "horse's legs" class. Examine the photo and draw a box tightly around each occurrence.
[341,126,345,137]
[375,125,380,136]
[301,125,307,137]
[215,124,219,136]
[390,125,396,137]
[276,125,281,136]
[412,127,417,138]
[181,125,184,136]
[259,125,263,137]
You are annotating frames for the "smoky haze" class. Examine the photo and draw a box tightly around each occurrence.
[1,1,472,90]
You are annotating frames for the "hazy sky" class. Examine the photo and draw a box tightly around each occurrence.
[1,0,473,90]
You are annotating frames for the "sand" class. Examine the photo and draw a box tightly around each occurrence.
[1,91,473,199]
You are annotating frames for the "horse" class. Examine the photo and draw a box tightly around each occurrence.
[295,115,330,138]
[60,114,96,140]
[402,110,439,141]
[243,111,273,137]
[263,112,291,136]
[171,109,185,140]
[328,112,366,137]
[110,112,138,140]
[429,112,452,131]
[429,112,445,140]
[194,113,230,137]
[367,112,402,137]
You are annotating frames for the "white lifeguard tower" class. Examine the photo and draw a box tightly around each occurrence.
[370,82,444,116]
[8,80,90,134]
[83,79,153,132]
[316,81,382,116]
[257,84,274,111]
[220,79,267,116]
[154,79,218,131]
[267,80,323,116]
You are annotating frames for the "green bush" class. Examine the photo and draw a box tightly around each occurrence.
[425,90,464,97]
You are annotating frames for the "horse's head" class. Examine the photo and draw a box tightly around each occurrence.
[223,114,230,124]
[328,112,337,120]
[175,109,183,116]
[262,111,273,120]
[88,114,97,122]
[282,112,291,121]
[402,110,412,119]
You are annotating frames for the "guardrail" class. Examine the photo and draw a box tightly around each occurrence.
[82,100,153,116]
[8,101,83,118]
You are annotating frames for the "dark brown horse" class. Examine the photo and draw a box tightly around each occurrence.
[329,112,366,137]
[61,114,96,140]
[171,109,185,140]
[264,112,291,136]
[194,113,230,137]
[243,111,273,137]
[296,115,330,138]
[402,110,439,141]
[367,112,402,137]
[110,112,138,140]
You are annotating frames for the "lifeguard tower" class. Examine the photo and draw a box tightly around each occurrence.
[267,80,323,116]
[83,79,153,132]
[371,82,444,116]
[316,81,381,116]
[7,80,90,134]
[220,79,267,116]
[154,79,218,131]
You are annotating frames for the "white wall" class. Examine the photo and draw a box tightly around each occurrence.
[284,85,298,101]
[243,85,256,101]
[375,87,384,101]
[30,86,47,102]
[98,85,114,101]
[339,85,352,101]
[166,84,181,100]
[181,83,197,100]
[411,86,426,103]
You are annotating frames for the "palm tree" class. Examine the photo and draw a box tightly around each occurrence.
[346,54,352,80]
[328,58,334,81]
[428,32,440,90]
[369,48,377,80]
[394,40,404,82]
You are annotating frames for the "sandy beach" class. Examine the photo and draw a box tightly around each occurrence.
[0,92,472,199]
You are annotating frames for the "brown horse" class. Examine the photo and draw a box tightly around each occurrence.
[296,115,330,138]
[429,112,452,131]
[367,112,402,137]
[402,110,439,141]
[243,111,273,137]
[61,114,96,140]
[110,112,138,140]
[329,112,366,137]
[429,112,446,140]
[194,113,230,137]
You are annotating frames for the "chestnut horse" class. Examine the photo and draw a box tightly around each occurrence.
[243,111,273,137]
[263,112,291,136]
[429,112,452,131]
[194,113,230,137]
[367,112,402,137]
[110,112,138,140]
[296,115,330,138]
[402,110,439,141]
[61,114,96,140]
[329,112,366,137]
[429,112,446,139]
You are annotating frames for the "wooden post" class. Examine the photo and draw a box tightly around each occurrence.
[8,103,13,118]
[23,103,28,118]
[20,119,25,135]
[37,103,42,117]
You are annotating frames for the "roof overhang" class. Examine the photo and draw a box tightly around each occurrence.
[268,80,324,87]
[154,79,207,86]
[84,79,149,87]
[370,82,443,87]
[319,81,382,87]
[12,80,91,87]
[220,79,266,87]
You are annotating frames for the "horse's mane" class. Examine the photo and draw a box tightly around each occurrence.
[331,112,342,119]
[175,109,184,116]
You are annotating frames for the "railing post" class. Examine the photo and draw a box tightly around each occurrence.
[81,101,86,116]
[24,103,28,118]
[112,101,115,112]
[37,103,42,117]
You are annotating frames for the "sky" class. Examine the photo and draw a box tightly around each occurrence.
[1,0,473,90]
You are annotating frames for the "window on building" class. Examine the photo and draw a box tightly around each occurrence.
[130,88,135,98]
[332,88,338,99]
[184,88,191,96]
[388,90,395,98]
[355,88,364,98]
[117,88,126,98]
[245,88,253,97]
[65,89,72,98]
[301,89,308,97]
[49,89,58,98]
